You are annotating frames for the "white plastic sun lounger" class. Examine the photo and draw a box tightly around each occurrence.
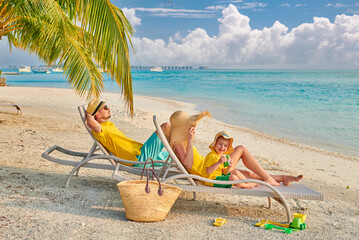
[42,105,179,188]
[114,115,324,223]
[0,100,24,114]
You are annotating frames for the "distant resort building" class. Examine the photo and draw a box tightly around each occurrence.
[131,66,193,70]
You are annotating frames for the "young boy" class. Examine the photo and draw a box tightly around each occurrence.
[203,131,259,189]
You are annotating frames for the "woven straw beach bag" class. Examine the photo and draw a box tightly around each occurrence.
[117,168,182,222]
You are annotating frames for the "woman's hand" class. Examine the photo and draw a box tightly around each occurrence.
[175,127,196,170]
[188,127,196,140]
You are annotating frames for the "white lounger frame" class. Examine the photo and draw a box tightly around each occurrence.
[114,115,324,223]
[0,100,23,114]
[42,105,178,188]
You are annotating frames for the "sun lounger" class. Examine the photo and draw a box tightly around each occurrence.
[42,105,179,188]
[114,115,324,223]
[0,100,23,114]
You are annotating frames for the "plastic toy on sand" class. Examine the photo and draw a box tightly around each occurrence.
[255,213,307,233]
[264,224,298,234]
[290,213,307,230]
[255,219,289,228]
[213,217,227,227]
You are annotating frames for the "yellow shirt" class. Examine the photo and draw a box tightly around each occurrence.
[92,121,143,162]
[203,150,224,179]
[187,146,205,177]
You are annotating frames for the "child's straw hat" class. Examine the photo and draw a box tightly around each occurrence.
[209,131,234,154]
[169,110,211,146]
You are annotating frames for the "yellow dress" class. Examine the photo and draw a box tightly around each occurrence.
[187,146,205,177]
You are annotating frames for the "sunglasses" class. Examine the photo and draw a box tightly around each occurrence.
[101,105,109,110]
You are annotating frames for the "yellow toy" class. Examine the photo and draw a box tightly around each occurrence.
[213,217,227,227]
[290,213,307,230]
[293,213,306,222]
[255,219,289,228]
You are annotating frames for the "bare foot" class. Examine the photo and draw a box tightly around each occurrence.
[283,175,303,186]
[264,176,281,186]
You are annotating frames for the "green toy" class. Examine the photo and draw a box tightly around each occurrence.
[290,213,307,230]
[256,213,307,234]
[264,224,298,234]
[223,155,231,167]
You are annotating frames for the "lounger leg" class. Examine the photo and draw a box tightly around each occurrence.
[158,156,172,180]
[66,164,86,188]
[65,171,76,188]
[15,105,22,115]
[193,192,197,200]
[273,197,283,205]
[73,144,97,177]
[268,197,272,209]
[65,157,93,188]
[65,154,117,188]
[272,197,291,223]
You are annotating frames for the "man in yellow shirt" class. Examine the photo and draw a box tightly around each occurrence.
[86,99,170,163]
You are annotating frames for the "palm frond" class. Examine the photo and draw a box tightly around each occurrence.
[71,0,135,114]
[1,0,135,114]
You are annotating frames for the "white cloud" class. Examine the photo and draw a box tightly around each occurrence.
[326,3,347,8]
[218,0,243,3]
[238,2,267,9]
[326,3,359,14]
[122,8,141,28]
[173,31,182,42]
[280,3,290,7]
[152,12,215,18]
[205,5,226,10]
[2,4,359,69]
[129,4,359,69]
[133,7,214,18]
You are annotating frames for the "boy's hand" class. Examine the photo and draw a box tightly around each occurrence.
[218,155,226,164]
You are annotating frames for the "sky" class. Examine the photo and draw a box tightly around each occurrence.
[1,0,359,69]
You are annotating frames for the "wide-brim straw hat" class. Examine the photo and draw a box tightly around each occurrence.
[169,110,211,146]
[209,131,234,154]
[86,99,106,116]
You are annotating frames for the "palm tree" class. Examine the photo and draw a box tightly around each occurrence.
[0,0,134,114]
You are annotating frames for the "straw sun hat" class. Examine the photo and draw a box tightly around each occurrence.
[86,99,106,116]
[209,131,234,154]
[169,110,211,146]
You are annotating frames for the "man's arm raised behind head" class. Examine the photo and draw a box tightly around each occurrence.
[86,113,102,133]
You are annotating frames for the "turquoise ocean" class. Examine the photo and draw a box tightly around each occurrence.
[2,69,359,157]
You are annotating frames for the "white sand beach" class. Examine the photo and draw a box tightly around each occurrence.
[0,86,358,239]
